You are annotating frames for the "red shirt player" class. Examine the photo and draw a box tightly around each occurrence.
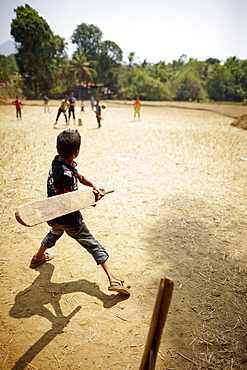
[12,96,23,119]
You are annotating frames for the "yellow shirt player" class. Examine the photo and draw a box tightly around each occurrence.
[134,97,141,121]
[54,96,69,125]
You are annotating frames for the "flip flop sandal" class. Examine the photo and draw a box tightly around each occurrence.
[29,252,55,269]
[108,280,131,295]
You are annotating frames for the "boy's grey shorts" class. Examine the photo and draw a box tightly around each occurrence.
[41,221,109,265]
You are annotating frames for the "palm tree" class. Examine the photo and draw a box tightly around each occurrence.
[71,49,97,98]
[128,51,136,67]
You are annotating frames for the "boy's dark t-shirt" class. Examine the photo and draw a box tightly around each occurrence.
[47,155,82,225]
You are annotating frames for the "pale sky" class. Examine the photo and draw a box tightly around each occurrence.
[0,0,246,64]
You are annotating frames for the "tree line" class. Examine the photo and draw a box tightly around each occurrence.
[0,4,247,102]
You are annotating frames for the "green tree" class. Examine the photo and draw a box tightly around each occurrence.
[97,40,123,93]
[127,51,136,67]
[141,59,148,69]
[118,67,171,101]
[11,4,58,97]
[48,35,71,95]
[205,58,221,65]
[99,41,122,64]
[0,54,21,98]
[0,55,11,80]
[207,63,234,101]
[71,23,103,59]
[8,55,19,76]
[224,57,245,100]
[175,61,207,101]
[149,61,168,83]
[53,35,68,60]
[171,54,187,69]
[71,49,97,97]
[123,51,137,88]
[240,60,247,100]
[0,54,19,82]
[136,72,170,100]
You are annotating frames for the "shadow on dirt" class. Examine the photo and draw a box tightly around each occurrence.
[9,263,129,370]
[145,193,247,368]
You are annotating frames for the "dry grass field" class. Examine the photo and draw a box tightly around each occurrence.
[0,100,247,369]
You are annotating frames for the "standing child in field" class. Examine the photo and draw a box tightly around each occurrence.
[133,97,141,121]
[68,92,76,124]
[54,95,69,125]
[81,100,85,112]
[93,100,102,128]
[29,129,130,295]
[12,96,23,120]
[90,96,95,110]
[43,95,50,113]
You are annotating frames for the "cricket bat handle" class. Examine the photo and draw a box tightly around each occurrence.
[93,188,114,204]
[104,189,115,195]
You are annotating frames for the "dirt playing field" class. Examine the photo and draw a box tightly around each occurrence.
[0,99,247,369]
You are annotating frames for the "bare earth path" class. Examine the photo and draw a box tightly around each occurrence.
[0,100,247,369]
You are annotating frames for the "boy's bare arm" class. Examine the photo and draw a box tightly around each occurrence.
[76,171,105,200]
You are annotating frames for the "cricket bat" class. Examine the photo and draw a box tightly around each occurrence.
[15,188,114,227]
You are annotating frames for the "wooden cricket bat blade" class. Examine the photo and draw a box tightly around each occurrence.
[15,188,114,227]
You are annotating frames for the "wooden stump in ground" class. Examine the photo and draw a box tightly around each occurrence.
[139,277,174,370]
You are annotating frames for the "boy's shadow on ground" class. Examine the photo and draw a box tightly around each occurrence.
[10,263,128,370]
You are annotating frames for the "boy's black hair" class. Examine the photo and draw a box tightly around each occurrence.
[56,130,81,159]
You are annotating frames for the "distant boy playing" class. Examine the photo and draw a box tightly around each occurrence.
[29,129,130,295]
[81,100,85,112]
[90,96,95,110]
[93,100,102,128]
[12,96,23,119]
[54,95,69,125]
[133,97,141,121]
[68,92,76,124]
[43,95,50,113]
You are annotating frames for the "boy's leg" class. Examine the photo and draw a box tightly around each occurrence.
[55,109,61,124]
[100,259,118,281]
[65,222,108,264]
[65,223,130,294]
[33,245,47,259]
[64,111,68,123]
[30,223,64,268]
[101,260,130,294]
[97,116,101,128]
[30,246,54,268]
